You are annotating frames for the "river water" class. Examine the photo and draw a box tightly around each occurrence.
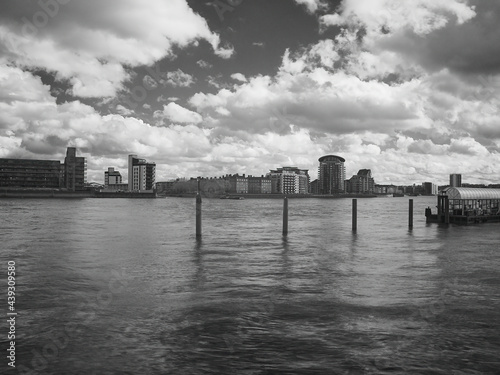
[1,196,499,374]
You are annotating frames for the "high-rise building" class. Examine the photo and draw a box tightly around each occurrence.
[128,155,156,191]
[104,167,122,185]
[345,169,375,194]
[450,174,462,187]
[267,167,309,194]
[422,182,438,195]
[64,147,87,191]
[318,155,345,194]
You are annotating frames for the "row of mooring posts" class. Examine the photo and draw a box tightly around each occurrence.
[350,198,414,231]
[196,189,290,239]
[195,184,415,239]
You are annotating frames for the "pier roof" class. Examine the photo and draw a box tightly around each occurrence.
[445,187,500,200]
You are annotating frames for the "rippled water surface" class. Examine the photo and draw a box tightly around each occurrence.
[1,196,499,374]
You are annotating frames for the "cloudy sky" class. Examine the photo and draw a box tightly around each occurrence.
[1,0,500,185]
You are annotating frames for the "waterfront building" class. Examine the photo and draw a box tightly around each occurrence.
[374,185,400,194]
[104,167,122,186]
[128,155,156,191]
[64,147,87,191]
[309,179,319,194]
[248,175,272,194]
[344,169,375,194]
[450,173,462,187]
[226,174,248,194]
[267,167,309,194]
[318,155,345,194]
[0,147,86,191]
[0,158,63,188]
[155,180,177,195]
[422,182,438,195]
[105,183,128,192]
[401,184,423,195]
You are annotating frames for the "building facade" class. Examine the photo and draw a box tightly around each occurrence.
[309,179,319,194]
[374,184,400,194]
[345,169,375,194]
[128,155,156,191]
[0,159,63,188]
[318,155,345,194]
[226,174,249,194]
[267,167,309,194]
[0,147,86,191]
[105,183,128,192]
[104,167,122,186]
[64,147,87,191]
[155,181,177,195]
[248,175,272,194]
[422,182,438,195]
[450,174,462,187]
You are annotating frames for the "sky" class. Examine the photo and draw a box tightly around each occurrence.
[1,0,500,186]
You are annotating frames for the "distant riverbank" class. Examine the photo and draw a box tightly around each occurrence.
[161,193,378,199]
[0,189,92,199]
[0,189,156,199]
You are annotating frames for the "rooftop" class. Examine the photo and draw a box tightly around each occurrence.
[444,187,500,200]
[318,155,345,163]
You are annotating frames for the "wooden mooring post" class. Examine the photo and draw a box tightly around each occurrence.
[196,178,202,239]
[283,196,288,236]
[409,199,414,229]
[352,199,357,232]
[444,196,450,224]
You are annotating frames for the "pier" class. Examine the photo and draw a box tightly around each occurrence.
[426,187,500,225]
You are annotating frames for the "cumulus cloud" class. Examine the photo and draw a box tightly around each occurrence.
[190,60,424,136]
[196,59,212,69]
[157,102,203,124]
[165,69,195,87]
[319,0,487,76]
[320,0,476,36]
[0,0,230,98]
[294,0,328,14]
[230,73,247,82]
[142,75,159,90]
[2,0,500,185]
[214,43,235,59]
[115,105,133,116]
[183,1,500,183]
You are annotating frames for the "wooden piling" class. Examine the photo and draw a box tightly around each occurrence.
[282,196,288,236]
[196,179,202,238]
[409,199,414,228]
[352,199,357,232]
[444,196,450,224]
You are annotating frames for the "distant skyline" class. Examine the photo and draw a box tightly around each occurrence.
[1,0,500,185]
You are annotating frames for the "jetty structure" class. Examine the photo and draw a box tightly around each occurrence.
[426,187,500,224]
